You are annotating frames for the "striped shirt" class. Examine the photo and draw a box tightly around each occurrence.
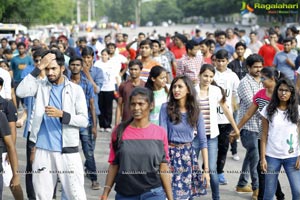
[253,88,270,138]
[199,96,211,135]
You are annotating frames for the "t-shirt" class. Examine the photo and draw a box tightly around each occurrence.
[10,55,33,82]
[108,124,169,196]
[0,67,12,99]
[0,97,17,123]
[214,68,240,124]
[260,106,300,159]
[253,89,270,139]
[258,44,284,67]
[215,44,235,57]
[253,89,270,111]
[118,80,145,122]
[170,45,186,60]
[94,59,120,91]
[140,59,160,82]
[36,83,64,152]
[0,112,10,172]
[159,103,207,147]
[273,51,297,80]
[150,89,168,125]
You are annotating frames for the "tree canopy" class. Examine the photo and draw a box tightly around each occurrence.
[0,0,298,26]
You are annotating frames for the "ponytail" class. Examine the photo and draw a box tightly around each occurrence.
[113,118,134,151]
[211,80,226,103]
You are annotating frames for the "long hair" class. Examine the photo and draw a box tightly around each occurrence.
[199,64,226,103]
[145,65,168,93]
[267,78,298,123]
[113,87,154,151]
[167,76,199,127]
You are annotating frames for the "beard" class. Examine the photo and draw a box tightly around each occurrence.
[47,72,62,84]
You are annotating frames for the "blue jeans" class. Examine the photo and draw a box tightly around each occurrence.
[207,137,220,200]
[115,186,166,200]
[237,129,259,190]
[264,156,300,200]
[80,127,97,181]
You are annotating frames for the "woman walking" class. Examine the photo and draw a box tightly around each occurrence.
[145,66,168,125]
[159,75,209,199]
[101,87,173,200]
[260,78,300,200]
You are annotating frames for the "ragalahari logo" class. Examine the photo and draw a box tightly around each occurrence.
[241,2,254,15]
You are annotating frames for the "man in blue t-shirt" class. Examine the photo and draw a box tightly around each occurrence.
[273,38,297,81]
[16,50,88,199]
[10,42,33,108]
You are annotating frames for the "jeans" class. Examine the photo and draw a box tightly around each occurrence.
[26,132,36,199]
[207,137,220,200]
[257,140,285,200]
[237,129,259,190]
[115,186,166,200]
[80,127,97,181]
[264,156,300,200]
[217,124,232,174]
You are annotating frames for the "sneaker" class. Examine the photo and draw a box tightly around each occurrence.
[99,128,104,132]
[91,181,100,190]
[236,185,253,193]
[218,173,228,185]
[232,154,240,161]
[252,189,259,200]
[105,128,112,132]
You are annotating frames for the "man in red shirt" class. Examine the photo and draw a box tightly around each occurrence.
[199,39,213,64]
[258,31,283,67]
[170,33,187,77]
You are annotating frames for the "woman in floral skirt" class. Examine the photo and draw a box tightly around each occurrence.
[159,75,209,199]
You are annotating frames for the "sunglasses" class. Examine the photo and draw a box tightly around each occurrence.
[260,77,268,82]
[34,59,41,63]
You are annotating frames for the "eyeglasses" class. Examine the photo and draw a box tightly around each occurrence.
[34,59,41,63]
[260,77,268,82]
[278,88,291,94]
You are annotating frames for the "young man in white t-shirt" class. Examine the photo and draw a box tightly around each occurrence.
[214,49,240,185]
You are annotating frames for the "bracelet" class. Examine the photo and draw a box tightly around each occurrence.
[103,185,111,190]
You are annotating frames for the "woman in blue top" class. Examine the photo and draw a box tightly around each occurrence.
[159,75,209,199]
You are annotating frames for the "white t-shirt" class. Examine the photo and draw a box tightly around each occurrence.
[110,53,127,72]
[260,106,300,159]
[214,68,240,124]
[0,68,12,99]
[94,59,120,91]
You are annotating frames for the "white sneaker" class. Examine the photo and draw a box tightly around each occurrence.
[99,128,104,132]
[232,154,240,161]
[105,128,112,132]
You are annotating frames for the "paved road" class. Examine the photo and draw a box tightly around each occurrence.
[3,24,292,199]
[3,108,292,199]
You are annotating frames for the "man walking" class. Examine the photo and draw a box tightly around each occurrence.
[16,50,88,200]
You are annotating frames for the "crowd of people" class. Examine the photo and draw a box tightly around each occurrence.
[0,24,300,200]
